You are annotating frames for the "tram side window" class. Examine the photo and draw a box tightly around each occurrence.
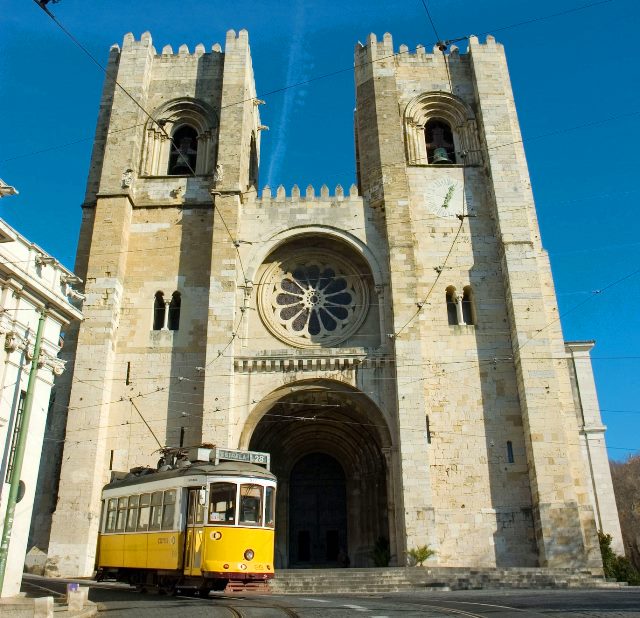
[162,490,176,530]
[116,498,127,532]
[149,491,163,531]
[105,499,118,533]
[209,482,236,525]
[137,493,151,532]
[265,486,275,528]
[239,484,263,526]
[126,495,139,532]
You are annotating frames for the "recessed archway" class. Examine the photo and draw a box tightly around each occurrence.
[289,452,347,566]
[244,380,393,568]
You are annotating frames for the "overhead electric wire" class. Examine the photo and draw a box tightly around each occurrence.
[26,0,634,452]
[477,0,614,37]
[0,122,147,164]
[393,155,470,338]
[11,0,616,167]
[515,264,640,353]
[417,0,453,91]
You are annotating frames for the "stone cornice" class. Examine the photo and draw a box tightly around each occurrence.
[233,354,393,374]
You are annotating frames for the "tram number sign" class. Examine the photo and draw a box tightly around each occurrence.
[216,448,270,467]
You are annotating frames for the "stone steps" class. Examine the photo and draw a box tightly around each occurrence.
[269,567,617,594]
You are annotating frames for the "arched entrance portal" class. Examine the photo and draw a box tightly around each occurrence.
[289,453,347,566]
[246,381,392,568]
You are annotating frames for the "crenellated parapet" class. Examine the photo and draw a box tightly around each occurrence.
[356,32,499,63]
[254,183,361,207]
[112,29,252,59]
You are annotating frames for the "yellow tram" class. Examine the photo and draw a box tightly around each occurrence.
[96,447,276,593]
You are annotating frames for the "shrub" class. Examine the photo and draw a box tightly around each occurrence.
[407,544,435,567]
[599,531,640,585]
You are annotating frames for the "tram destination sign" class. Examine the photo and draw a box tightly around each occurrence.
[213,447,270,469]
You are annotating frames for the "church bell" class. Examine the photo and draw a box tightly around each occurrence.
[432,147,452,164]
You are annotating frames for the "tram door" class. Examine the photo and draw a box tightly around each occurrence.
[184,488,206,576]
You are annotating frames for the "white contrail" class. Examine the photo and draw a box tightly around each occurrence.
[265,0,307,186]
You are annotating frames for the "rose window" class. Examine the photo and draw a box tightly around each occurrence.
[258,251,369,348]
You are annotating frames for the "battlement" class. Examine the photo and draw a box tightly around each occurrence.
[113,28,250,58]
[355,32,500,67]
[254,183,361,207]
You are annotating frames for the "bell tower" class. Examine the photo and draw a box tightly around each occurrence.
[42,29,260,577]
[354,33,602,568]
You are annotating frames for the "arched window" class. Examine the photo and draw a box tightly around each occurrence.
[445,286,458,325]
[168,291,181,331]
[167,126,198,175]
[425,119,456,164]
[404,92,482,167]
[153,292,165,330]
[142,99,218,177]
[462,286,474,325]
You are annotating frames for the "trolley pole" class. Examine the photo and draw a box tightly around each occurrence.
[0,308,46,595]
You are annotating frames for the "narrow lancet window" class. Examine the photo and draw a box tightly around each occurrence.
[153,292,165,330]
[168,291,181,331]
[462,286,474,325]
[446,287,458,325]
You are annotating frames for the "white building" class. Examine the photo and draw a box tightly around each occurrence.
[0,217,82,597]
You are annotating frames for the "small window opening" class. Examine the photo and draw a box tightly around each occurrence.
[168,125,198,175]
[153,291,165,330]
[425,414,432,444]
[445,287,458,325]
[168,291,181,331]
[425,119,456,164]
[507,441,514,464]
[462,286,474,325]
[249,133,259,189]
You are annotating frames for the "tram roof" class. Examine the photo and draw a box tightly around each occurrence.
[103,461,276,491]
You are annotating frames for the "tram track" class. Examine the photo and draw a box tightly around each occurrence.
[215,599,301,618]
[394,598,547,618]
[420,604,490,618]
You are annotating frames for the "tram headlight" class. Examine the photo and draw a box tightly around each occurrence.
[244,549,255,561]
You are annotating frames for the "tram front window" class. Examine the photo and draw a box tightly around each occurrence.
[240,484,263,526]
[209,482,236,525]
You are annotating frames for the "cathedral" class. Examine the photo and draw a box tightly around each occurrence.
[33,28,622,576]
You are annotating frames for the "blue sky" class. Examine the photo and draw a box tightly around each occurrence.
[1,0,638,460]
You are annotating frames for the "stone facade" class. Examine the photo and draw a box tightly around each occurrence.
[35,29,621,576]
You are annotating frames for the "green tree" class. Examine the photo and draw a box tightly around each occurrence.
[610,454,640,571]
